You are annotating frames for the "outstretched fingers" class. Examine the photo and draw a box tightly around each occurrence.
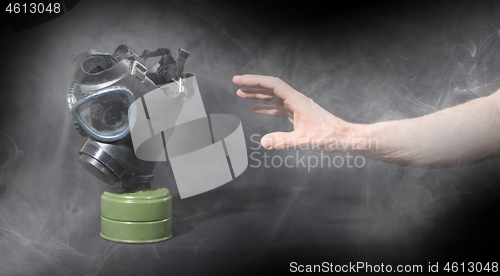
[237,88,284,106]
[233,75,301,105]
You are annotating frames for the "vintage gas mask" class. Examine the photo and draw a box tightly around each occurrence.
[67,45,247,243]
[67,45,189,192]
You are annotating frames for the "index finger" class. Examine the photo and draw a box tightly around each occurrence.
[233,74,301,102]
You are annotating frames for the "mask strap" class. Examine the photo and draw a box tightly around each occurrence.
[176,48,189,79]
[140,48,171,60]
[113,45,142,63]
[139,48,189,79]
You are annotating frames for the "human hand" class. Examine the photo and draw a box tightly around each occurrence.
[233,75,353,151]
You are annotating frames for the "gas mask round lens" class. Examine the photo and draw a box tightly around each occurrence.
[76,93,129,136]
[71,87,135,142]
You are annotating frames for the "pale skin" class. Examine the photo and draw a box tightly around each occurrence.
[233,74,500,168]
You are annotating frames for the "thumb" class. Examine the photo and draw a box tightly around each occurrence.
[261,132,298,150]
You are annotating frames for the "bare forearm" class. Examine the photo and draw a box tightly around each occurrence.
[347,91,500,167]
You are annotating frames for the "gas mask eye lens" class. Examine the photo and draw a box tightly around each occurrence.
[72,87,135,142]
[77,94,129,134]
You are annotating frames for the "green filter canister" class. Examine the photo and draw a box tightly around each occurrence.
[100,186,172,243]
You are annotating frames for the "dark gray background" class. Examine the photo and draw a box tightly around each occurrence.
[1,0,499,275]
